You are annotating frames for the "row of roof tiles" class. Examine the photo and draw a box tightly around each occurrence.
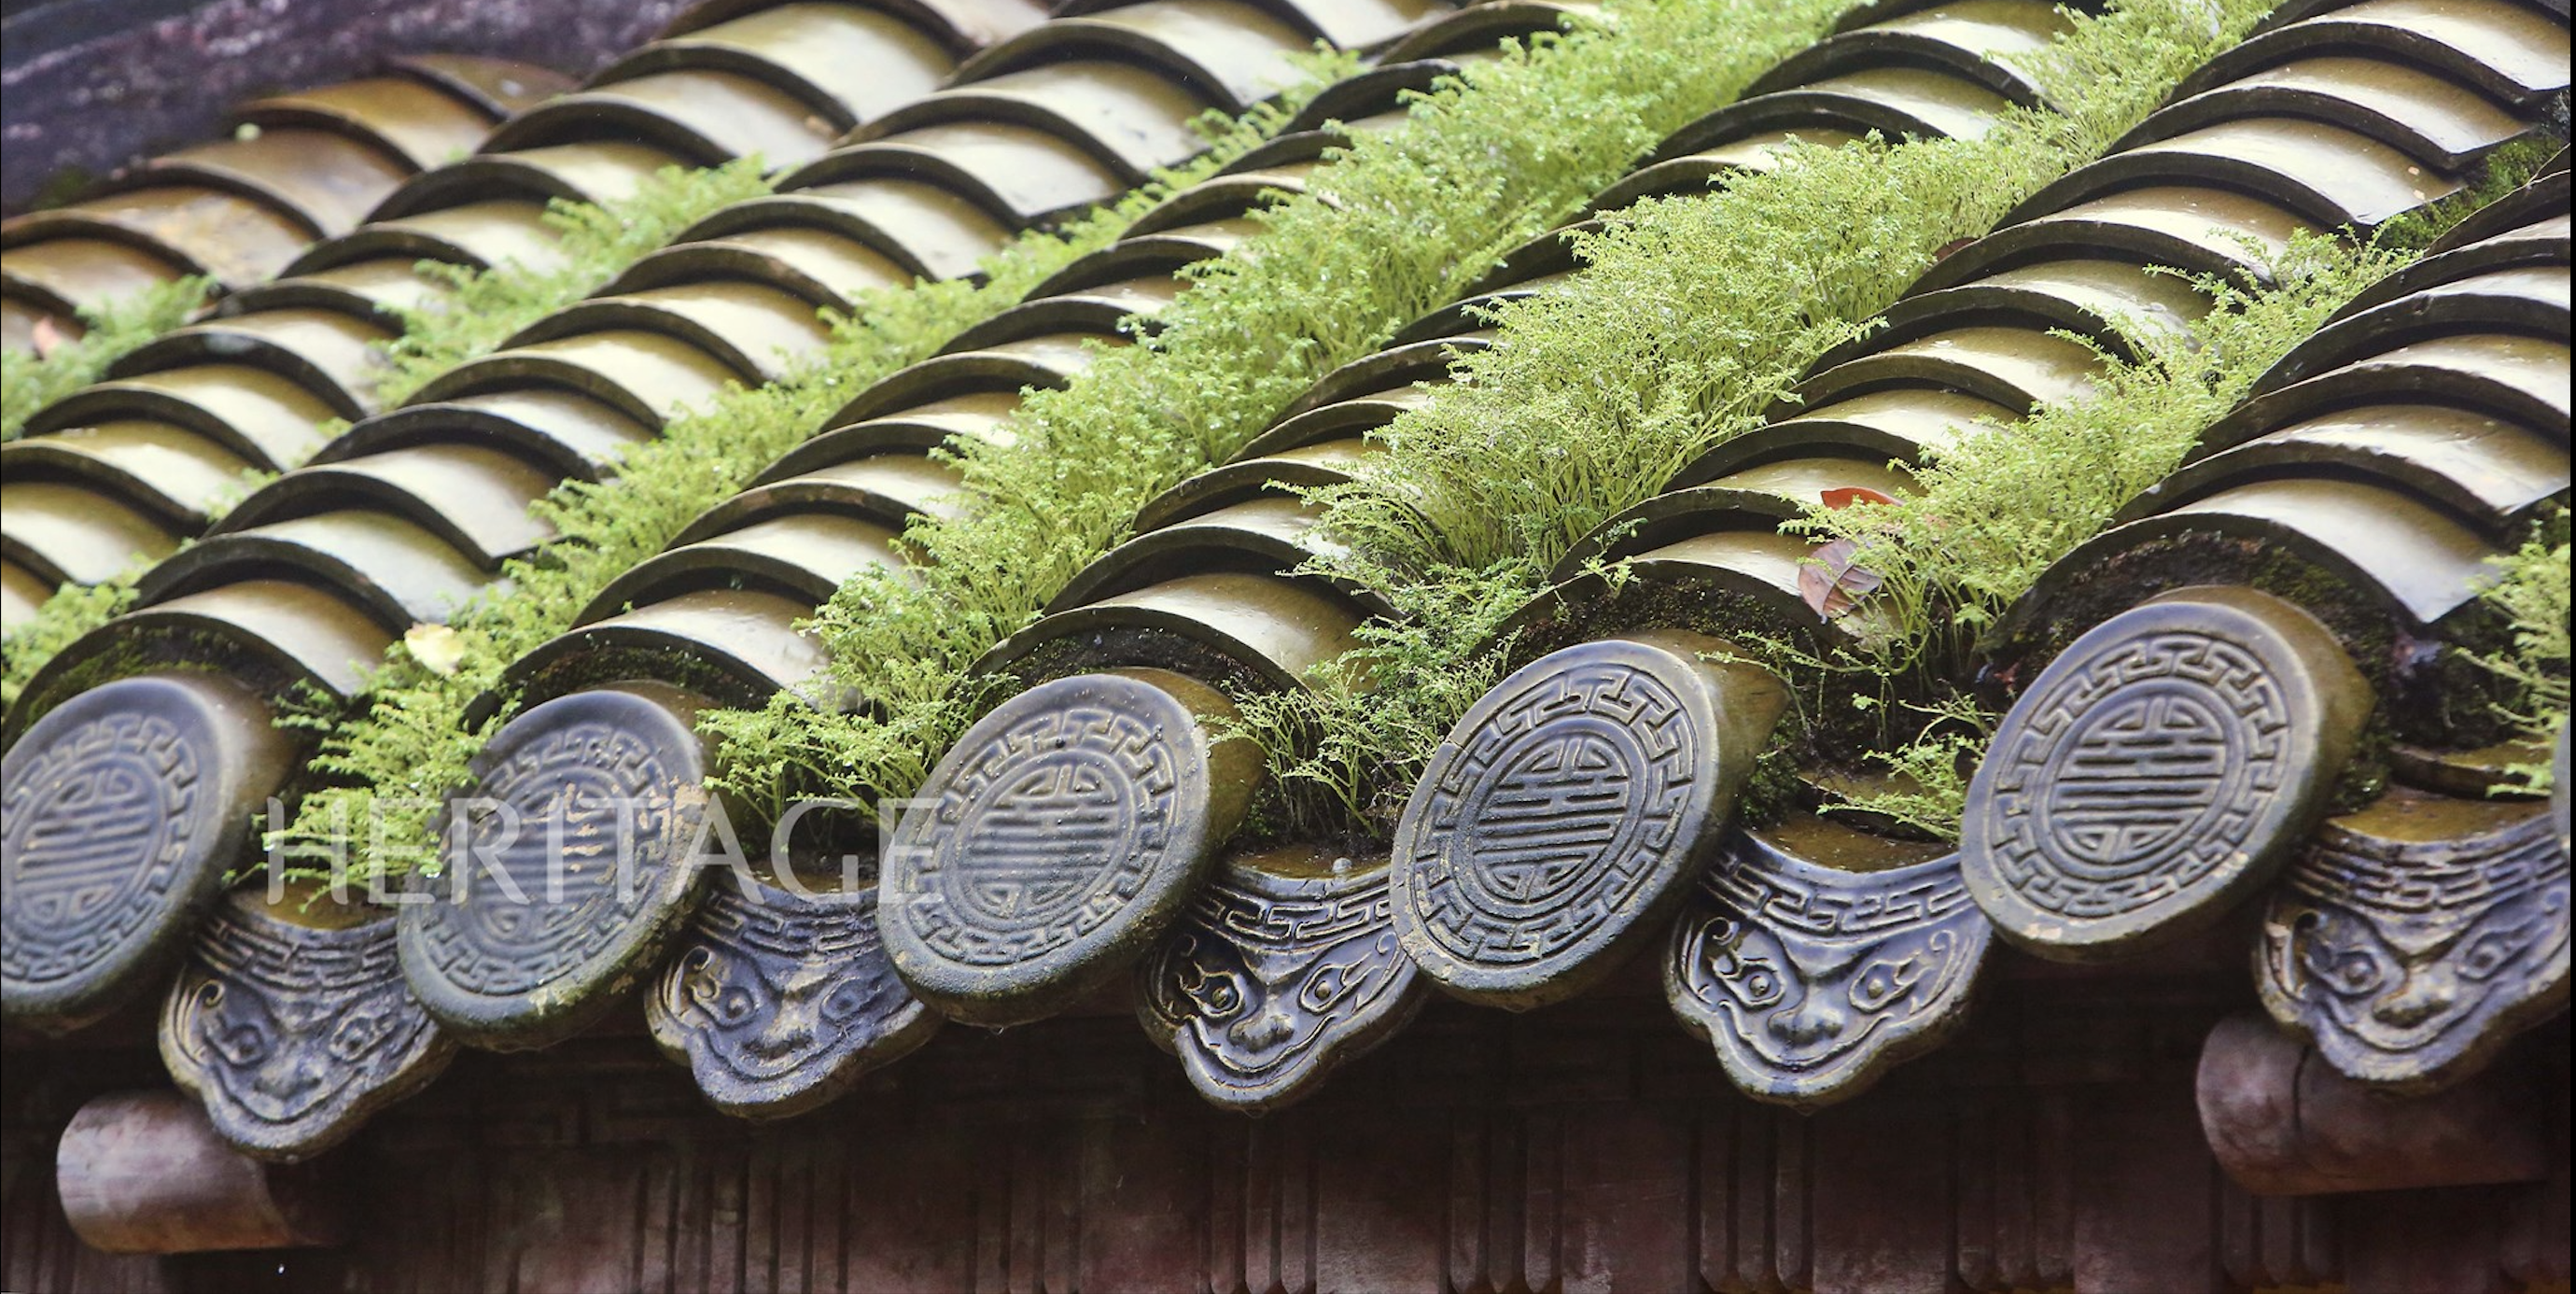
[1,54,569,350]
[0,0,2566,1162]
[3,0,1503,1153]
[0,0,1440,633]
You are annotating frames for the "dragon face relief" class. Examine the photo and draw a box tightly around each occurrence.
[161,892,452,1160]
[2258,795,2569,1092]
[1139,850,1423,1111]
[1159,927,1401,1072]
[648,872,937,1119]
[1669,823,1991,1106]
[669,936,907,1078]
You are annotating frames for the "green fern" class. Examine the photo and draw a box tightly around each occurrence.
[2471,515,2572,794]
[698,0,1859,829]
[1799,186,2551,836]
[1802,237,2417,670]
[369,156,777,405]
[4,162,775,706]
[2,274,214,441]
[1234,0,2279,838]
[272,61,1357,878]
[1,572,140,711]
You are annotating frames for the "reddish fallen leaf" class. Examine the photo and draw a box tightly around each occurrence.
[1818,485,1897,510]
[1799,538,1883,618]
[29,316,65,359]
[1932,236,1978,261]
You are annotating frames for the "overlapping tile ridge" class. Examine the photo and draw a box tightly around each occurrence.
[0,0,2566,1160]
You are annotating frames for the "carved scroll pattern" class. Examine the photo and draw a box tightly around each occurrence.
[648,876,937,1118]
[411,718,693,995]
[2,711,203,987]
[896,699,1183,968]
[1404,659,1693,967]
[1670,832,1991,1104]
[2257,804,2569,1092]
[162,898,453,1159]
[1139,860,1422,1110]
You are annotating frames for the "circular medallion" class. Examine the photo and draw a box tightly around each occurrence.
[1392,632,1778,1008]
[399,687,710,1049]
[1962,588,2369,959]
[3,674,283,1033]
[882,668,1251,1026]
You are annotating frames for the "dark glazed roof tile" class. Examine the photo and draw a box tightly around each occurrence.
[2114,56,2529,171]
[313,390,653,482]
[212,443,565,569]
[474,69,847,170]
[511,587,828,701]
[854,62,1221,180]
[0,482,181,586]
[390,53,575,116]
[0,420,257,531]
[1909,185,2312,292]
[234,77,509,172]
[594,5,958,131]
[784,122,1128,226]
[1058,0,1449,50]
[29,365,339,469]
[16,0,2570,1137]
[673,454,972,545]
[1379,0,1588,62]
[505,281,836,386]
[1,238,186,320]
[1742,0,2071,106]
[2175,0,2571,109]
[682,180,1015,282]
[368,142,692,220]
[410,330,746,428]
[287,199,566,277]
[107,308,391,419]
[590,512,912,611]
[664,0,1052,53]
[950,0,1313,113]
[600,225,913,312]
[136,511,488,629]
[5,188,320,288]
[2135,403,2568,537]
[2008,117,2465,230]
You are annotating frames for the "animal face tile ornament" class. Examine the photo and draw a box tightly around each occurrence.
[648,869,940,1119]
[1962,587,2371,961]
[1392,631,1785,1010]
[399,685,715,1050]
[161,888,454,1160]
[883,668,1256,1027]
[1137,847,1425,1112]
[1667,823,1991,1107]
[2256,791,2569,1094]
[3,674,291,1034]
